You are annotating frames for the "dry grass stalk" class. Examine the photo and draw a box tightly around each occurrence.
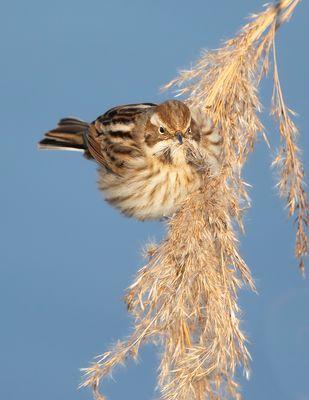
[271,33,308,274]
[165,0,307,272]
[82,1,307,399]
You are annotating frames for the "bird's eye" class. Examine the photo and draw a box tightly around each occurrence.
[159,126,165,134]
[187,127,192,134]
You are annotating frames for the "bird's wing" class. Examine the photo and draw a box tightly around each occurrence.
[96,103,157,124]
[87,103,157,172]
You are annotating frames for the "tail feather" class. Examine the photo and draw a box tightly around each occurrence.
[39,118,90,153]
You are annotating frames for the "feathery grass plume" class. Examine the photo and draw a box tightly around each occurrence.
[165,0,307,272]
[82,1,307,399]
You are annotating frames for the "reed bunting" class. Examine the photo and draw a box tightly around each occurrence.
[39,100,222,220]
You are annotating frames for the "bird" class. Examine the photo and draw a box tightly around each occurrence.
[39,100,222,220]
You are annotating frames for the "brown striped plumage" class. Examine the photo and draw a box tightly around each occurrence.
[39,100,222,220]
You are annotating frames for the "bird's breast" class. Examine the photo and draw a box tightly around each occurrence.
[98,160,201,220]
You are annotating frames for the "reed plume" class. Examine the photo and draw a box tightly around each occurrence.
[82,1,307,399]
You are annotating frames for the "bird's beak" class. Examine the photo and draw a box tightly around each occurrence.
[175,132,183,145]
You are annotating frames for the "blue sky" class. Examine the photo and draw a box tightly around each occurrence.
[1,1,308,399]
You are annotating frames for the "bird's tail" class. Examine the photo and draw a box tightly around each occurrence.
[38,118,90,153]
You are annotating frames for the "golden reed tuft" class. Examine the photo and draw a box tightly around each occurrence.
[81,1,307,399]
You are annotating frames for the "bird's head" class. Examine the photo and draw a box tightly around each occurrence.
[144,100,194,165]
